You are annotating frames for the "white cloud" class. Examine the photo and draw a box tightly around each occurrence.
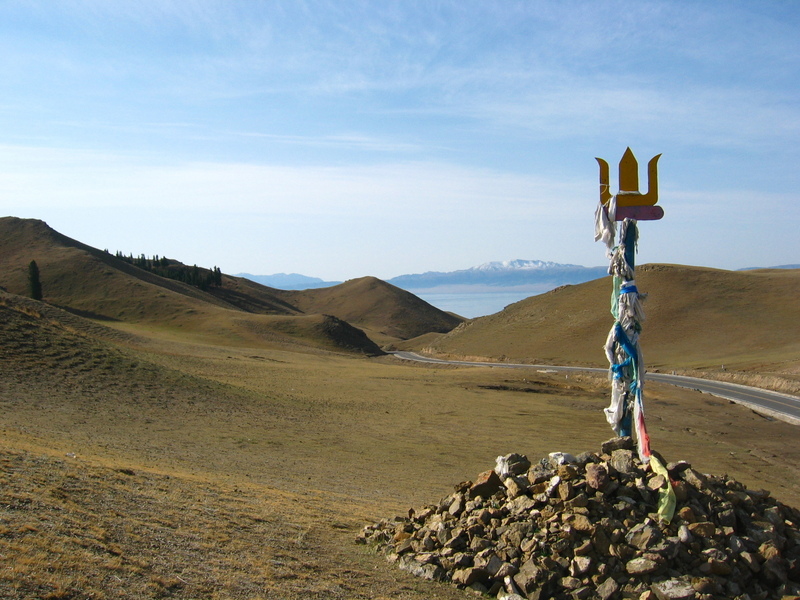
[0,144,580,216]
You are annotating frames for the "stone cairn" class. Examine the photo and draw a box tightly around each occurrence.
[357,438,800,600]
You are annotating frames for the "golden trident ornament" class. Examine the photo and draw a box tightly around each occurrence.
[594,147,676,527]
[596,147,664,221]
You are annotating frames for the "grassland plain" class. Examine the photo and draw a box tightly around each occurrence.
[2,292,799,599]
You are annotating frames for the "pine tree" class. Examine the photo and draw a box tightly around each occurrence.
[28,260,43,301]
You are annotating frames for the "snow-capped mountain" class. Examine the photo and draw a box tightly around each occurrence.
[387,260,607,291]
[239,260,608,294]
[469,259,578,272]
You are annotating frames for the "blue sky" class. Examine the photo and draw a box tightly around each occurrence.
[1,1,798,280]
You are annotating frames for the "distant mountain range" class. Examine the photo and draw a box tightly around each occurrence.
[237,272,341,290]
[387,260,609,292]
[739,264,800,271]
[239,260,610,293]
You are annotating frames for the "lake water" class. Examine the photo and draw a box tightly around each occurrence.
[413,290,538,319]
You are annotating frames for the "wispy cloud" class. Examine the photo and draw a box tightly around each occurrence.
[225,131,425,154]
[0,144,571,216]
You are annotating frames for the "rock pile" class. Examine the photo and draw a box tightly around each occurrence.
[357,438,800,600]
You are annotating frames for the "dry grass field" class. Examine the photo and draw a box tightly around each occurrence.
[1,217,799,598]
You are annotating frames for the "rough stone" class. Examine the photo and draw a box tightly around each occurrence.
[647,474,667,491]
[651,578,696,599]
[451,566,488,586]
[676,506,696,523]
[513,558,541,595]
[596,577,620,600]
[570,555,592,577]
[686,521,715,537]
[395,537,414,554]
[563,513,593,532]
[601,436,634,454]
[740,550,761,572]
[504,476,526,499]
[474,552,503,576]
[396,554,447,581]
[689,576,716,594]
[611,449,636,474]
[572,586,593,600]
[548,451,578,466]
[469,470,504,499]
[496,453,531,478]
[558,464,580,481]
[680,468,708,491]
[556,481,572,503]
[677,524,692,544]
[627,522,660,550]
[585,463,609,491]
[495,561,518,579]
[626,557,659,575]
[507,494,537,515]
[448,493,465,516]
[560,575,581,590]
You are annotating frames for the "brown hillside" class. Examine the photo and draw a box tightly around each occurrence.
[274,276,464,343]
[0,217,303,320]
[0,217,269,321]
[0,217,463,351]
[0,291,218,405]
[414,264,800,374]
[0,218,382,354]
[208,274,302,315]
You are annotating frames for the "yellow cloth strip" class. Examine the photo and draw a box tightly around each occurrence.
[649,454,676,523]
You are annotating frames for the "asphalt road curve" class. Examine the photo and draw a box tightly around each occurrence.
[390,351,800,426]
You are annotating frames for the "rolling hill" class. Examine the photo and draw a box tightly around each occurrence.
[273,276,462,344]
[408,263,800,374]
[0,217,462,353]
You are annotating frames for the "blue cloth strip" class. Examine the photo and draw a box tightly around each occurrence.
[611,357,631,378]
[614,322,638,361]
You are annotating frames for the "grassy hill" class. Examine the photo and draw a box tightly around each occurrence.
[408,263,800,377]
[0,217,461,353]
[274,276,463,345]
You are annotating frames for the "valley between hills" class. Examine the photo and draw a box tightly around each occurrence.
[1,216,799,599]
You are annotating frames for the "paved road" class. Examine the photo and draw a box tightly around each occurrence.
[389,351,800,426]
